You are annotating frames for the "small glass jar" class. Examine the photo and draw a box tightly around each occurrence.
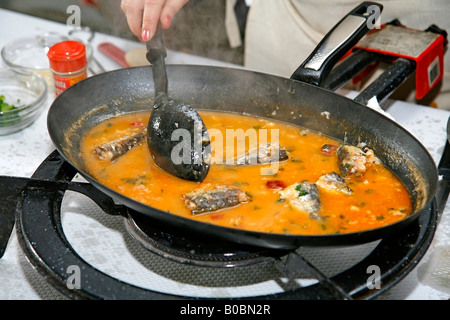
[47,40,87,96]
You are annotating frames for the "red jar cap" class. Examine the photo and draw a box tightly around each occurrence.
[47,41,87,73]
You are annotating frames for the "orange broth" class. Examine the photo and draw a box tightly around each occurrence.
[80,111,412,235]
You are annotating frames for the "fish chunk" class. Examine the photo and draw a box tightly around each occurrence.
[337,145,378,177]
[94,133,288,166]
[182,184,249,214]
[234,143,289,165]
[93,128,147,161]
[316,172,352,195]
[279,181,321,219]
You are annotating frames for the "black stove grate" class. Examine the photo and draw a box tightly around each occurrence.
[6,150,439,300]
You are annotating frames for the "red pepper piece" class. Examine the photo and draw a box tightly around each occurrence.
[321,144,338,155]
[210,213,225,220]
[266,180,286,190]
[130,121,145,127]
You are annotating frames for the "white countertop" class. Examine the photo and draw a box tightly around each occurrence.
[0,8,448,300]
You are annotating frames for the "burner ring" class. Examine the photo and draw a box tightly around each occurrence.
[124,211,286,268]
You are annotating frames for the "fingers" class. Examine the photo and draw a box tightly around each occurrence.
[121,0,189,42]
[141,0,165,41]
[160,0,190,29]
[121,0,145,39]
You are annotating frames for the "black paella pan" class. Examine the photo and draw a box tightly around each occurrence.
[47,2,438,249]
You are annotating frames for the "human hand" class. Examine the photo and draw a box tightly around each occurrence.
[121,0,190,41]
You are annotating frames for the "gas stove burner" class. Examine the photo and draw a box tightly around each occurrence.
[124,211,287,268]
[11,151,439,299]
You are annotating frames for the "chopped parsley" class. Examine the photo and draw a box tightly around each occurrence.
[0,95,24,112]
[295,184,309,197]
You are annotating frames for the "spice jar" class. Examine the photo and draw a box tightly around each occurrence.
[47,40,87,96]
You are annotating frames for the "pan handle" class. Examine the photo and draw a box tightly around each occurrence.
[436,116,450,221]
[291,1,383,87]
[353,57,416,105]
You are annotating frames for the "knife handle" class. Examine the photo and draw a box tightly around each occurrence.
[98,42,130,68]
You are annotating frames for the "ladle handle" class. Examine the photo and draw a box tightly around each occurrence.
[146,23,168,96]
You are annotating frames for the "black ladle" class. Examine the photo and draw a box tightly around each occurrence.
[145,24,210,182]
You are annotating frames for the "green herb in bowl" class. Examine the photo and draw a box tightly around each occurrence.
[0,95,24,112]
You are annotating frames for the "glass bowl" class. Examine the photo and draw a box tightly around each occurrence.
[0,68,48,135]
[1,32,93,89]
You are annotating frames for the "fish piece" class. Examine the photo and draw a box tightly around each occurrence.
[182,184,249,214]
[234,143,289,165]
[279,181,321,219]
[316,172,352,195]
[93,127,147,161]
[337,145,378,177]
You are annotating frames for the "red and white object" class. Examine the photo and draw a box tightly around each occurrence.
[355,24,445,100]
